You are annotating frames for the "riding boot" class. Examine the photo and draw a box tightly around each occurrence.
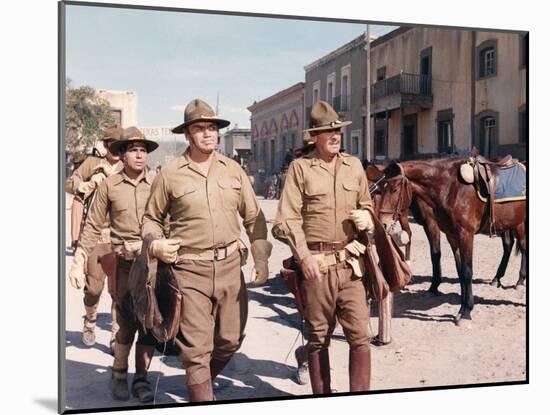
[187,379,214,402]
[308,348,331,394]
[210,358,230,382]
[132,345,155,403]
[111,342,132,401]
[294,345,309,385]
[349,349,371,392]
[82,304,97,346]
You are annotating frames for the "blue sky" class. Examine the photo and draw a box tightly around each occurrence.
[66,4,397,129]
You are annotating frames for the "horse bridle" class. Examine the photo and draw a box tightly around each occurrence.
[378,175,411,223]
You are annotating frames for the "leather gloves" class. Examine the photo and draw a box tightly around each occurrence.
[249,239,273,285]
[149,238,181,264]
[69,247,87,289]
[349,209,375,232]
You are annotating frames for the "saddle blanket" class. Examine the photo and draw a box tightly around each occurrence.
[477,162,526,203]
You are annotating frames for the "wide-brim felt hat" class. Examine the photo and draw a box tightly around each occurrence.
[109,126,159,154]
[102,125,124,141]
[171,98,230,134]
[303,100,352,135]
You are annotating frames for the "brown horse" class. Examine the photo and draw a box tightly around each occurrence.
[367,164,520,294]
[377,159,526,324]
[365,164,412,261]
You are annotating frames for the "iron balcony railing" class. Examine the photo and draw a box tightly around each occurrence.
[372,73,432,101]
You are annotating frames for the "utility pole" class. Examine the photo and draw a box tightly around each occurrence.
[364,24,372,161]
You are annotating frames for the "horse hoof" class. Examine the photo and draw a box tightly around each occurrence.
[428,288,441,296]
[515,282,526,290]
[490,278,500,287]
[454,311,472,327]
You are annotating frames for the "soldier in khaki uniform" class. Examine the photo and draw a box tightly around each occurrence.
[68,127,160,402]
[65,126,123,348]
[142,99,272,402]
[273,101,375,394]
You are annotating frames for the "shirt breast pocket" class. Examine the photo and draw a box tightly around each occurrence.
[218,177,241,210]
[342,181,360,209]
[304,182,328,213]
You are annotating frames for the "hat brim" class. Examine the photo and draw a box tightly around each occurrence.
[302,120,352,133]
[109,139,159,155]
[171,117,231,134]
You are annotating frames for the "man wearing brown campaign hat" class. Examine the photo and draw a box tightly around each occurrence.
[273,100,375,394]
[68,126,160,403]
[65,125,124,349]
[142,98,272,402]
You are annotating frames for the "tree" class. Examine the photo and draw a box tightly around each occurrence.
[65,82,115,157]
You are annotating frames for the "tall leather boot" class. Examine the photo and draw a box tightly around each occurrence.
[112,342,132,400]
[132,345,155,403]
[308,348,331,394]
[187,379,214,402]
[349,349,371,392]
[82,304,97,346]
[210,358,230,382]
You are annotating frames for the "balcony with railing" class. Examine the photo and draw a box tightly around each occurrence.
[371,72,433,113]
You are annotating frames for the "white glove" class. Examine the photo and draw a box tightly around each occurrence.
[90,171,107,186]
[344,240,367,256]
[348,209,375,232]
[249,240,273,285]
[95,163,118,177]
[76,172,106,199]
[149,239,181,264]
[69,247,87,289]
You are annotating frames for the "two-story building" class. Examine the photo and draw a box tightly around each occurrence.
[369,27,527,160]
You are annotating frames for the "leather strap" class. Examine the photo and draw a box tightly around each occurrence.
[176,240,239,262]
[307,240,348,252]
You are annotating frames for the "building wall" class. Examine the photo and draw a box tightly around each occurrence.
[97,89,138,127]
[304,36,368,158]
[249,84,304,178]
[474,31,527,158]
[371,27,526,160]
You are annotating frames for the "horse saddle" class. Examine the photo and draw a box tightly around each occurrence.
[460,153,523,235]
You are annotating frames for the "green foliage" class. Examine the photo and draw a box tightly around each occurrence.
[65,83,115,156]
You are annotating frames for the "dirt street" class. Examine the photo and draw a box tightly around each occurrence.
[62,197,525,412]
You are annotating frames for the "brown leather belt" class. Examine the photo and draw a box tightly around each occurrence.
[307,241,348,252]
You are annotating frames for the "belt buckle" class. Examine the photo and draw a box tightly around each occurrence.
[213,246,228,261]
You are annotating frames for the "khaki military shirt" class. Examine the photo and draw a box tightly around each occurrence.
[65,156,122,201]
[78,170,153,256]
[272,150,373,261]
[142,149,267,248]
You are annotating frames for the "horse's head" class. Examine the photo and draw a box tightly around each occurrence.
[377,162,412,227]
[364,163,386,214]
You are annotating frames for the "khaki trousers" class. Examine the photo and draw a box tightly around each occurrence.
[172,250,248,385]
[83,242,111,307]
[301,260,370,353]
[113,258,157,348]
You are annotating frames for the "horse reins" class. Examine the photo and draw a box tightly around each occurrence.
[378,176,410,223]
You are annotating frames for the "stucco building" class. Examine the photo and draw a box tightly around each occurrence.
[369,27,527,160]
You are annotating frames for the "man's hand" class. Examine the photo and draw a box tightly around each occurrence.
[300,255,322,281]
[68,247,87,289]
[348,209,375,232]
[90,171,107,186]
[249,240,273,285]
[149,239,181,263]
